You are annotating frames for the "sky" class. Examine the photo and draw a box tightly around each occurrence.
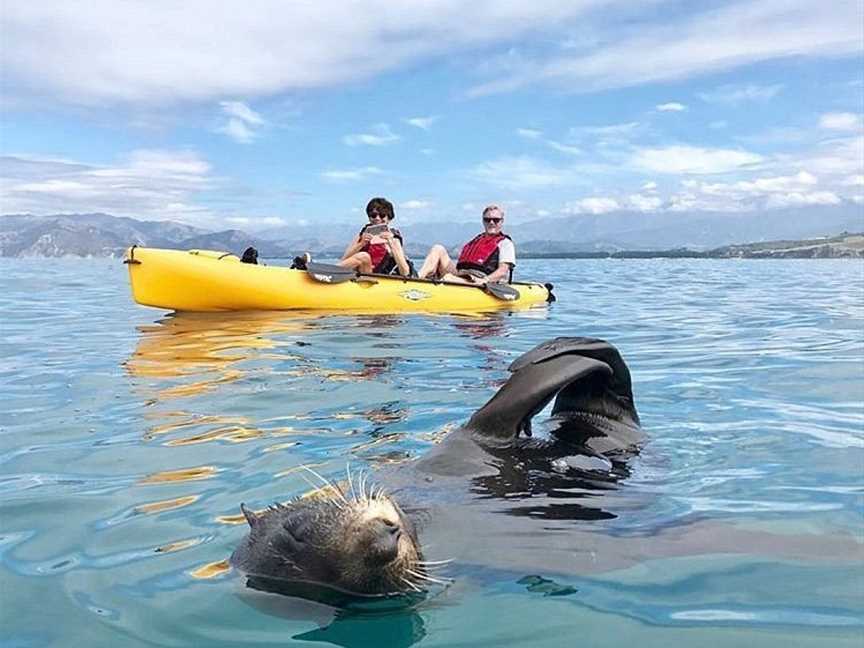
[1,0,862,233]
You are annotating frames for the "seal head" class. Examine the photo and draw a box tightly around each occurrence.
[230,487,425,596]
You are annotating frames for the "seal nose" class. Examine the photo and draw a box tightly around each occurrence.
[367,518,401,565]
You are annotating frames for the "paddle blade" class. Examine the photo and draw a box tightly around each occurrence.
[485,282,520,301]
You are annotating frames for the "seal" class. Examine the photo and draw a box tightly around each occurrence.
[230,477,429,596]
[231,337,644,597]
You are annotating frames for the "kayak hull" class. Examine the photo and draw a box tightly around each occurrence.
[125,247,551,313]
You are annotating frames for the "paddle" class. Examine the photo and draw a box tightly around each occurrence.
[483,281,520,301]
[455,269,520,301]
[304,261,519,300]
[305,261,357,284]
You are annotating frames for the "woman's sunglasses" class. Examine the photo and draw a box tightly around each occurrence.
[368,211,388,221]
[483,217,503,224]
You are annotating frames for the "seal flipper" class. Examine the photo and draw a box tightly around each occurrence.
[464,353,614,445]
[464,337,641,447]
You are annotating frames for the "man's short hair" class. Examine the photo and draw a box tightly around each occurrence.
[366,197,395,220]
[482,205,504,219]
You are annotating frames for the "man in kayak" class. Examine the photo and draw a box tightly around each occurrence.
[292,197,412,276]
[416,205,515,284]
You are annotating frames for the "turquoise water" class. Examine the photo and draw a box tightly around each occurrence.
[1,258,862,647]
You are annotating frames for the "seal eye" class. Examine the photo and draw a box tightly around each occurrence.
[380,518,400,535]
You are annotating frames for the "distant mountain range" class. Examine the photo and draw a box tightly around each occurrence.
[1,208,862,259]
[0,213,294,258]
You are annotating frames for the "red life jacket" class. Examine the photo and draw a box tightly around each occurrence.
[457,233,509,275]
[360,226,403,273]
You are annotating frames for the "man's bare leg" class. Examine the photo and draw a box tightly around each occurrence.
[417,244,453,279]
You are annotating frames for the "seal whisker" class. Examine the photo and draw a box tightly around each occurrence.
[360,470,370,503]
[399,577,422,593]
[356,469,365,503]
[416,564,450,574]
[345,463,358,503]
[416,559,454,565]
[405,568,453,585]
[300,465,349,506]
[296,473,344,509]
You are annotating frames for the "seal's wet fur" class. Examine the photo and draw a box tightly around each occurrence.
[230,472,433,596]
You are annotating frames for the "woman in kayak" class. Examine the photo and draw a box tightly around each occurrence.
[416,205,515,284]
[293,198,412,275]
[337,197,411,276]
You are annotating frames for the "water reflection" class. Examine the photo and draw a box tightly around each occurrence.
[124,311,316,384]
[238,578,428,648]
[124,311,409,448]
[293,609,426,647]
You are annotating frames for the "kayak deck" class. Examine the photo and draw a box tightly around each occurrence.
[125,247,552,313]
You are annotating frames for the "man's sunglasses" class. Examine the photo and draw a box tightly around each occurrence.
[483,217,503,224]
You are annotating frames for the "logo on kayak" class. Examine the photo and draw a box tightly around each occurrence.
[400,289,431,302]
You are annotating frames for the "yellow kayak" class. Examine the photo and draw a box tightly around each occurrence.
[124,247,552,313]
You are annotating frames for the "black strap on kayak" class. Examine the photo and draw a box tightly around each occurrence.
[123,244,141,265]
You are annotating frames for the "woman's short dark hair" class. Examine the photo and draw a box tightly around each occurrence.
[366,197,395,220]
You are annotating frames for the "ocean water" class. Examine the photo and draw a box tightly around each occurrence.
[1,257,862,648]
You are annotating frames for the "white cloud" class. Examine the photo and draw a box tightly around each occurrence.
[564,196,620,214]
[656,102,687,112]
[220,101,264,125]
[226,215,286,227]
[628,193,663,211]
[797,136,864,175]
[517,128,543,139]
[546,141,583,155]
[468,2,862,96]
[571,122,640,138]
[819,112,864,131]
[320,166,384,181]
[468,156,585,189]
[667,169,855,212]
[698,83,784,105]
[630,145,764,174]
[0,150,217,220]
[7,2,859,107]
[405,115,439,130]
[343,123,401,147]
[517,128,583,155]
[218,118,257,144]
[764,191,840,208]
[217,101,266,143]
[641,181,658,191]
[0,2,622,105]
[400,199,432,209]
